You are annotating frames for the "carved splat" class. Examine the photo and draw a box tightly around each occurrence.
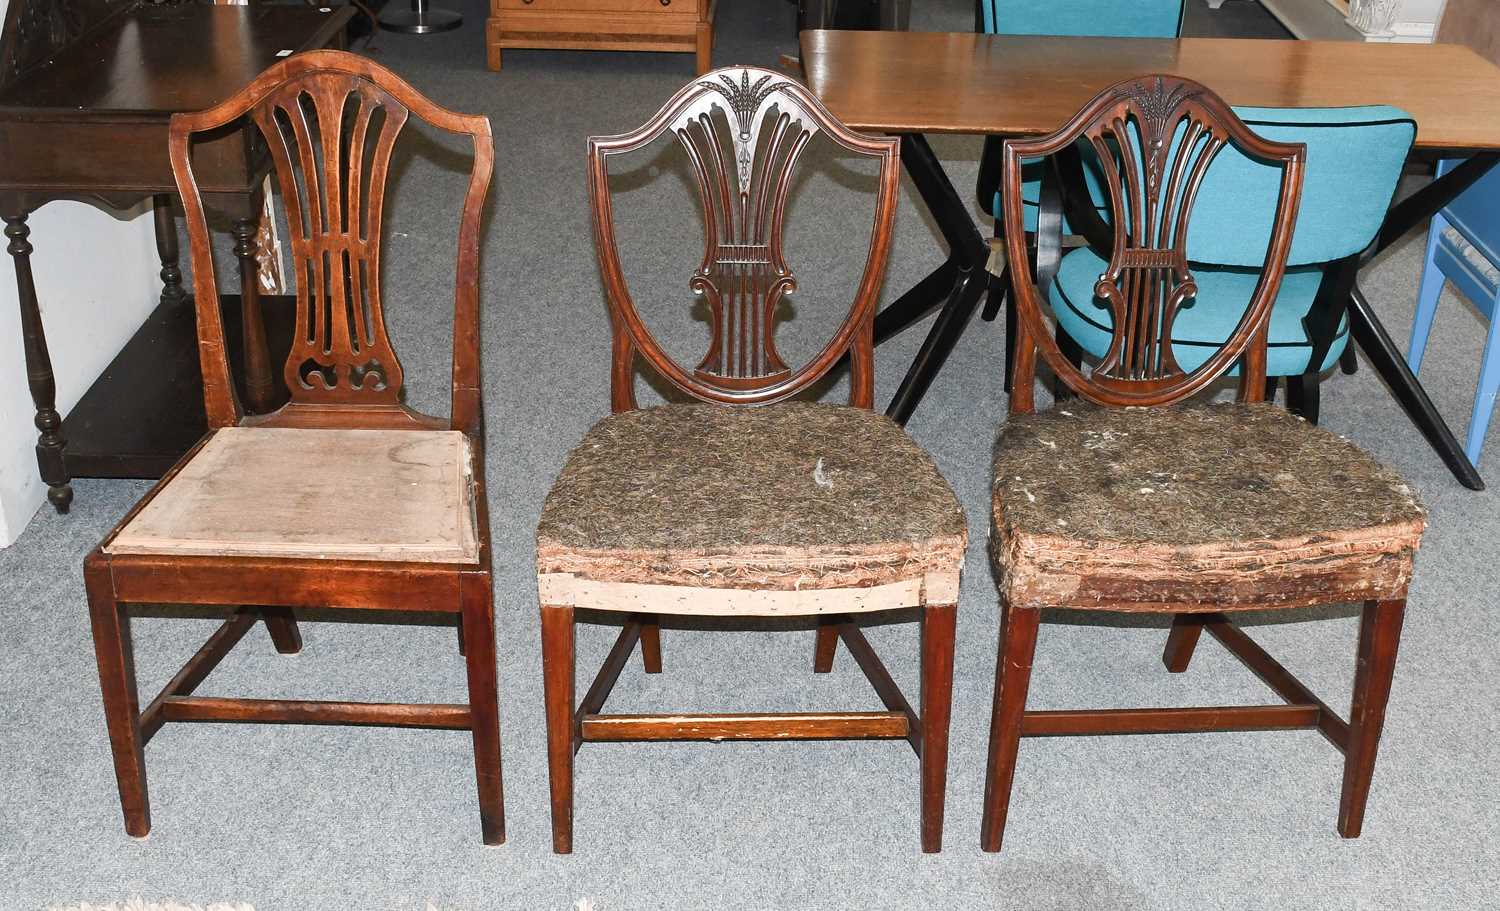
[589,67,901,409]
[168,51,494,431]
[252,80,409,406]
[673,74,818,388]
[1087,78,1223,386]
[1001,76,1306,411]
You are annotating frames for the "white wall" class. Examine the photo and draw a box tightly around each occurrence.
[1388,0,1447,41]
[0,0,160,544]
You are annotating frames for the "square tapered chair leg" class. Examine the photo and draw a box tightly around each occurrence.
[541,604,577,854]
[86,554,150,838]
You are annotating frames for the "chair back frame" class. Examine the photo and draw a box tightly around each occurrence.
[1002,75,1305,412]
[588,66,901,412]
[168,50,494,434]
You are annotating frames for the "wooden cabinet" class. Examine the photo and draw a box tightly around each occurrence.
[486,0,715,73]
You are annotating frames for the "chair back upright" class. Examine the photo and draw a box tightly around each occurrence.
[1187,106,1413,268]
[979,0,1184,37]
[1002,76,1305,411]
[168,50,494,434]
[588,66,901,413]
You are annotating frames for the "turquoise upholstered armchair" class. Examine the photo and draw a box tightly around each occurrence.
[1041,106,1415,421]
[973,0,1186,376]
[1409,158,1500,464]
[977,0,1183,36]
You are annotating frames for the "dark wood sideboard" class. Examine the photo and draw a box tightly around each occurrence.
[0,0,353,513]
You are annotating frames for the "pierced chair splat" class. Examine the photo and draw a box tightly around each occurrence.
[540,65,966,853]
[982,75,1427,851]
[83,50,504,844]
[1042,106,1415,423]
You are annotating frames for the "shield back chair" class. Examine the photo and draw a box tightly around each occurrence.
[540,66,966,854]
[1042,106,1415,424]
[84,50,503,844]
[1408,157,1500,466]
[972,0,1186,382]
[982,76,1428,852]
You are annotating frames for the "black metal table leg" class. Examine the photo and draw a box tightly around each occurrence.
[378,0,462,34]
[874,257,958,345]
[1347,284,1485,490]
[882,133,990,425]
[1376,152,1500,255]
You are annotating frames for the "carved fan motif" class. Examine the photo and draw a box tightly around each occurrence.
[671,70,821,387]
[250,79,409,406]
[589,65,900,409]
[701,69,779,193]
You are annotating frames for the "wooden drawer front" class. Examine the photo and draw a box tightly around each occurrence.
[0,119,256,196]
[493,0,699,15]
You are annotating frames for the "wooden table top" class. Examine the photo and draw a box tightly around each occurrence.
[801,30,1500,150]
[0,3,353,117]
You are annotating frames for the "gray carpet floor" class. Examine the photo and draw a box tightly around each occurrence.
[4,1,1498,908]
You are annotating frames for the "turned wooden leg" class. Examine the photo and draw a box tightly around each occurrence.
[232,215,274,414]
[6,212,72,513]
[639,614,662,674]
[919,602,957,853]
[1338,598,1405,838]
[1162,613,1205,673]
[540,603,576,853]
[152,195,186,308]
[813,618,839,673]
[980,598,1040,852]
[85,554,149,836]
[462,574,506,845]
[260,607,302,655]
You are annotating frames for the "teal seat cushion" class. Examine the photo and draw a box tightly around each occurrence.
[1048,247,1348,377]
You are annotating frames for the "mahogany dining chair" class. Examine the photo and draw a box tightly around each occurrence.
[83,50,504,844]
[538,66,966,853]
[982,76,1427,850]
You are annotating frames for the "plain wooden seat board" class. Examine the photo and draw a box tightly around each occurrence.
[107,427,479,563]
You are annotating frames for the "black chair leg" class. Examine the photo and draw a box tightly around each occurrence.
[982,219,1008,324]
[982,261,1008,323]
[1286,372,1322,425]
[1050,328,1084,402]
[1264,376,1280,404]
[1001,280,1016,394]
[1340,344,1359,375]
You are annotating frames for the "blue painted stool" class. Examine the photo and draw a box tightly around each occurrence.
[1409,158,1500,465]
